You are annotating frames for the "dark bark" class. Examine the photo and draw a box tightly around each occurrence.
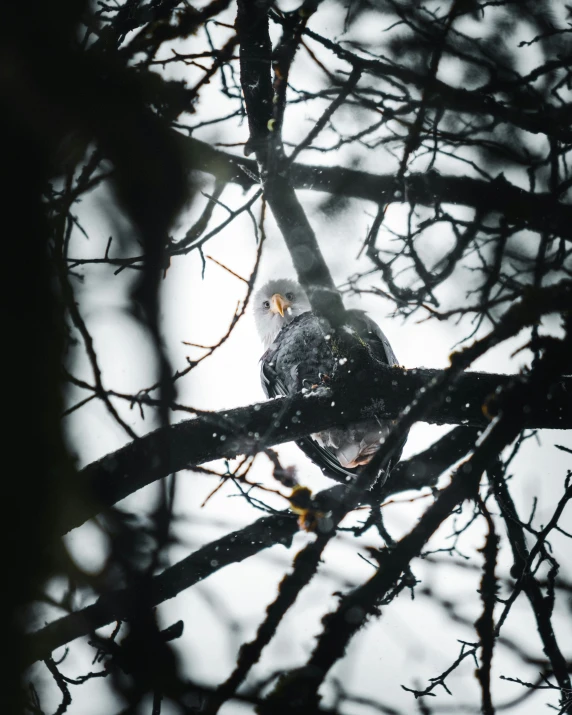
[236,0,346,330]
[67,368,572,535]
[260,324,572,711]
[179,136,572,242]
[302,26,572,143]
[492,463,572,701]
[25,426,476,666]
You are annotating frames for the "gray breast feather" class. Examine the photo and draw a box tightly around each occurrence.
[262,313,336,394]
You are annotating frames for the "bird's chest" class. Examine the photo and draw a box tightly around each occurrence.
[271,323,336,391]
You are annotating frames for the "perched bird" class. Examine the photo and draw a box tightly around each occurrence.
[254,278,405,482]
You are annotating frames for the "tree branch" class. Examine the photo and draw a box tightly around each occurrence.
[235,0,346,328]
[302,26,572,143]
[25,426,476,667]
[260,321,572,712]
[179,136,572,242]
[67,367,572,535]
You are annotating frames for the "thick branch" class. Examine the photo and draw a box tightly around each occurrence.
[179,136,572,242]
[68,368,572,535]
[235,0,345,327]
[25,426,476,666]
[25,514,296,667]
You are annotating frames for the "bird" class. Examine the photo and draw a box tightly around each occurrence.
[253,278,406,483]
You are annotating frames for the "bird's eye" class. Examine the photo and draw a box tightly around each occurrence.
[263,300,270,309]
[285,292,294,300]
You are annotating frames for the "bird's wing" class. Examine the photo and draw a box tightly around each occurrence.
[346,309,408,465]
[260,347,287,400]
[346,310,399,366]
[259,317,298,398]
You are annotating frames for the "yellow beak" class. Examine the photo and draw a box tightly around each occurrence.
[270,293,290,317]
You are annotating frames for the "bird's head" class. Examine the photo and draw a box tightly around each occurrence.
[253,278,310,348]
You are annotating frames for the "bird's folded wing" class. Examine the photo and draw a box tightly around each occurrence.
[347,310,399,366]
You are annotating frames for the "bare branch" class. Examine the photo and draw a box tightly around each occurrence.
[25,428,478,667]
[180,136,572,242]
[67,367,572,535]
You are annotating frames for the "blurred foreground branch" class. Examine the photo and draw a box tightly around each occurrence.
[25,426,477,666]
